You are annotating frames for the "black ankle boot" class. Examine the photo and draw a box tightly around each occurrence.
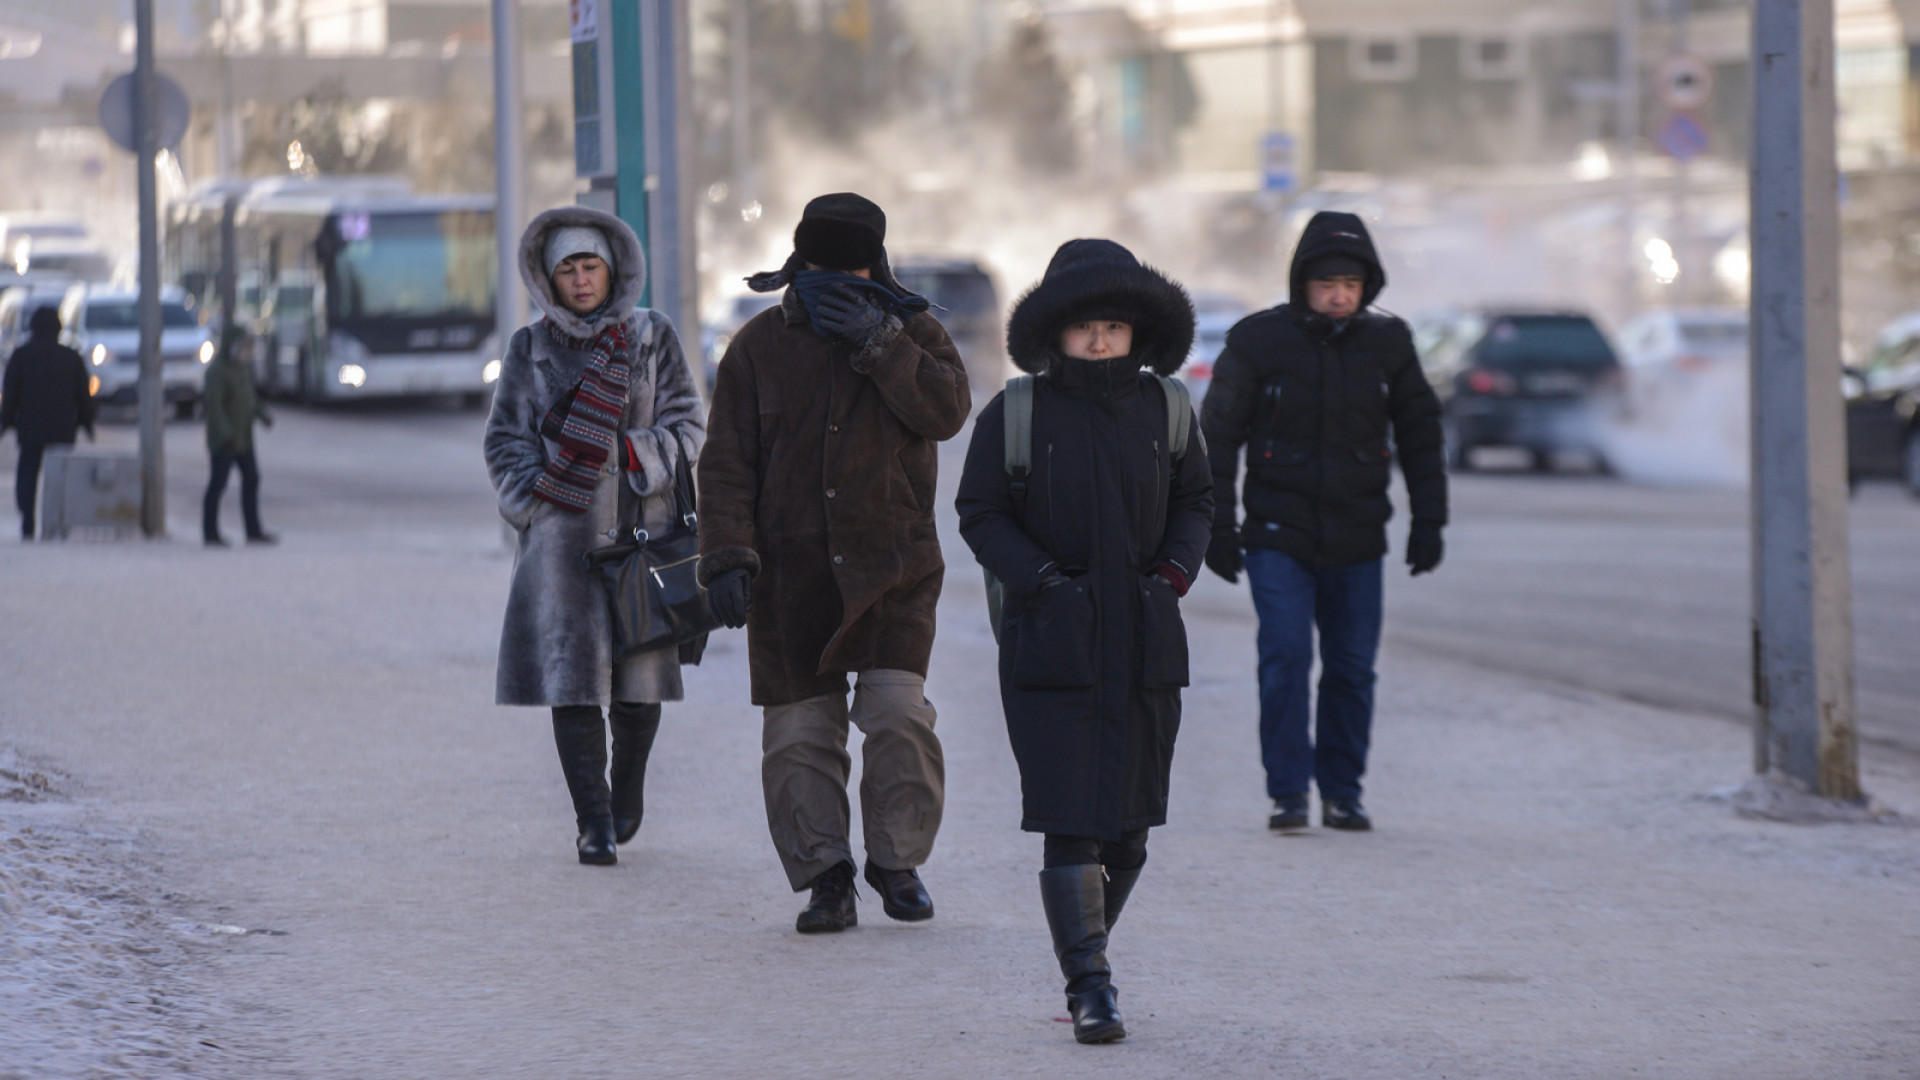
[609,702,661,844]
[552,706,615,865]
[1039,865,1126,1044]
[1103,859,1145,932]
[796,860,858,934]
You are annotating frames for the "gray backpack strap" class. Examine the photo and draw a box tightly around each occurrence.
[1151,373,1192,458]
[1003,375,1035,505]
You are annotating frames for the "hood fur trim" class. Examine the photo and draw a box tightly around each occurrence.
[1005,260,1195,377]
[519,205,648,339]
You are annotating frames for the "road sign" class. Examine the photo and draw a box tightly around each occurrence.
[1656,53,1714,112]
[98,71,189,153]
[1260,132,1296,194]
[1655,110,1709,162]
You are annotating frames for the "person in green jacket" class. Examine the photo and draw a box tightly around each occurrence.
[201,325,276,547]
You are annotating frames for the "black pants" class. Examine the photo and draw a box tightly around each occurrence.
[203,449,263,541]
[1042,830,1149,870]
[14,440,51,538]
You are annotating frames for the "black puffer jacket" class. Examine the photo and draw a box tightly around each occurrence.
[1200,212,1445,568]
[957,240,1213,839]
[0,316,95,447]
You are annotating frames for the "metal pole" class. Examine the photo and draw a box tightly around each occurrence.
[1749,0,1858,798]
[491,0,527,353]
[642,0,698,378]
[135,0,165,538]
[1618,0,1641,318]
[611,0,650,303]
[730,0,753,207]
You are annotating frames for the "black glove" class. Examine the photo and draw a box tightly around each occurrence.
[1407,520,1444,576]
[1205,529,1243,584]
[707,569,752,628]
[813,285,887,346]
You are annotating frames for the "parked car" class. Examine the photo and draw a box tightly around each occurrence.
[891,257,1003,394]
[58,283,214,417]
[1846,310,1920,495]
[1175,290,1252,405]
[0,280,74,358]
[1417,308,1624,471]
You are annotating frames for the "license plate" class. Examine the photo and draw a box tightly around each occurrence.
[1526,372,1587,394]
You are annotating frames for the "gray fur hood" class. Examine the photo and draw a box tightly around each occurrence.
[518,205,647,339]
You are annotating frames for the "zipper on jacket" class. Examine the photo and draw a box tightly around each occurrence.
[1046,442,1055,527]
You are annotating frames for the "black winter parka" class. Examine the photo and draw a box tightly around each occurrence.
[956,359,1213,839]
[1201,212,1446,568]
[1,334,95,447]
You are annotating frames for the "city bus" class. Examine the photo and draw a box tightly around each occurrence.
[168,178,500,403]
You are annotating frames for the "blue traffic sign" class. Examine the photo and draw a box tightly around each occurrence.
[1261,132,1296,194]
[1656,110,1710,162]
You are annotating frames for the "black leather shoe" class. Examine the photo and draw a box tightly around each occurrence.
[1323,799,1372,831]
[204,535,230,548]
[796,861,858,933]
[1268,794,1309,832]
[245,532,279,545]
[576,819,617,865]
[1067,984,1126,1044]
[863,860,934,922]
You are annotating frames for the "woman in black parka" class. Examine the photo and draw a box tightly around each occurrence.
[956,239,1212,1044]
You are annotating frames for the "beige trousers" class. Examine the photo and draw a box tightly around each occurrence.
[761,669,945,891]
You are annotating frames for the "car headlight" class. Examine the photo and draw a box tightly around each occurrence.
[482,359,502,384]
[199,340,215,363]
[88,375,100,396]
[337,363,367,388]
[90,343,110,367]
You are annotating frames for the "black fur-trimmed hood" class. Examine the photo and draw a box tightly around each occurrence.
[1006,239,1194,377]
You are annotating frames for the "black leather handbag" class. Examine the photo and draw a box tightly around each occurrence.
[583,439,719,660]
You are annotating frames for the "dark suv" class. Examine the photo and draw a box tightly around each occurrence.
[1417,309,1623,472]
[891,258,1003,396]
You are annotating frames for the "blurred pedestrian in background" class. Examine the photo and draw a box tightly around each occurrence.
[1200,211,1448,833]
[0,307,94,540]
[957,239,1211,1044]
[201,325,277,547]
[485,206,707,866]
[698,193,971,933]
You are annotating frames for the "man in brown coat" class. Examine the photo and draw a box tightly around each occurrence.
[699,193,971,933]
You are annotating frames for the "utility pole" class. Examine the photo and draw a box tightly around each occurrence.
[135,0,165,538]
[1618,0,1641,317]
[729,0,753,210]
[1748,0,1859,799]
[642,0,696,358]
[492,0,527,353]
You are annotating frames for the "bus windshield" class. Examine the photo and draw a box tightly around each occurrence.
[326,210,494,323]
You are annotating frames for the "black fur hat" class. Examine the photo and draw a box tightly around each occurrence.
[1006,239,1195,376]
[793,192,886,272]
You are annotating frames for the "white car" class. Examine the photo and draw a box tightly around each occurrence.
[59,283,215,416]
[1177,291,1253,405]
[1614,307,1748,420]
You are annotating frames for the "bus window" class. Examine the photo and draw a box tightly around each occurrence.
[326,211,495,323]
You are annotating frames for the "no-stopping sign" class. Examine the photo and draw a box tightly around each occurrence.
[1656,53,1715,112]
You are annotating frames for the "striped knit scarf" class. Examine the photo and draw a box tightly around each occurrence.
[532,319,635,513]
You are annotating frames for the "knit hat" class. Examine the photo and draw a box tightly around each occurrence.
[793,192,886,272]
[543,225,616,279]
[1303,253,1369,281]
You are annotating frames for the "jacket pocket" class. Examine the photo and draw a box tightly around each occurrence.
[1138,575,1190,689]
[1010,580,1097,690]
[1252,437,1313,468]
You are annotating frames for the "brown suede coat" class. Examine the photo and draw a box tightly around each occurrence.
[698,289,971,705]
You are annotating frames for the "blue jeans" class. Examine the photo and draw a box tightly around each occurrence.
[1244,549,1383,803]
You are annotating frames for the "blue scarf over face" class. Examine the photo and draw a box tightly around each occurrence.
[790,269,930,339]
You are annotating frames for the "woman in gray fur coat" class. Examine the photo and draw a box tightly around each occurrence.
[484,205,706,865]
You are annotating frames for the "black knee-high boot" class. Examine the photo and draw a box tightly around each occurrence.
[1104,859,1145,932]
[1039,865,1126,1044]
[609,702,661,844]
[552,706,616,865]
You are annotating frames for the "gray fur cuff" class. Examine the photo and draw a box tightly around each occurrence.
[848,314,905,375]
[697,545,761,586]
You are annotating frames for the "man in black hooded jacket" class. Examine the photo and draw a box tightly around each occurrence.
[1199,211,1447,832]
[1,307,95,539]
